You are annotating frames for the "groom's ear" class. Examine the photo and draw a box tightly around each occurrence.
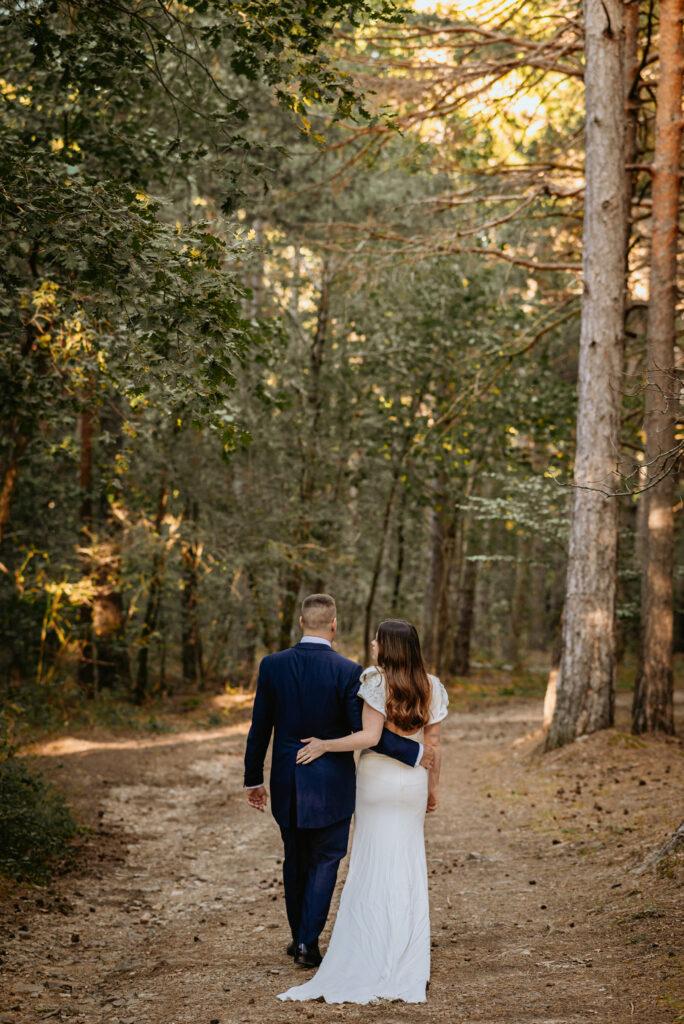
[299,615,304,630]
[331,616,338,634]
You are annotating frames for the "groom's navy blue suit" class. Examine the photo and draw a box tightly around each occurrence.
[244,640,421,947]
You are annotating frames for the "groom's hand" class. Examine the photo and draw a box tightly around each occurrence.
[419,746,435,770]
[246,785,268,811]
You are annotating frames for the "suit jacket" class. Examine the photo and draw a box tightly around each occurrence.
[243,642,422,829]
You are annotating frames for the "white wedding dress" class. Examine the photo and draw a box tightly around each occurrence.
[278,666,448,1004]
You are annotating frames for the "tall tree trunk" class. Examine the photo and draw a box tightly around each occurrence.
[527,536,547,652]
[278,264,332,650]
[77,409,95,694]
[435,516,456,675]
[363,385,429,663]
[623,0,642,240]
[450,554,477,677]
[391,485,407,614]
[541,559,567,727]
[363,471,401,664]
[546,0,627,749]
[632,0,682,735]
[504,532,529,669]
[134,476,168,704]
[278,567,303,650]
[543,610,565,729]
[423,505,447,670]
[92,405,130,691]
[91,534,130,690]
[181,498,204,689]
[238,569,258,683]
[0,437,28,544]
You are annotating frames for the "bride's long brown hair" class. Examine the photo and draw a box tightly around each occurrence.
[375,619,431,731]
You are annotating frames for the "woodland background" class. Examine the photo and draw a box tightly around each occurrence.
[1,0,683,777]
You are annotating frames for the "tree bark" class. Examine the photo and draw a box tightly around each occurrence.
[91,534,130,690]
[504,532,529,669]
[134,476,169,704]
[391,485,407,614]
[450,554,477,677]
[77,408,95,694]
[423,504,447,670]
[278,567,303,651]
[0,436,28,544]
[543,609,565,729]
[278,263,332,650]
[546,0,627,749]
[181,498,204,689]
[623,0,642,245]
[435,516,456,675]
[632,0,683,735]
[363,468,401,664]
[91,405,130,692]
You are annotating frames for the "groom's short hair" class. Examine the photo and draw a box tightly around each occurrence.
[301,593,336,629]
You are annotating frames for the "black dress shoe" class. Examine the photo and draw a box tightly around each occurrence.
[294,941,322,968]
[286,940,297,957]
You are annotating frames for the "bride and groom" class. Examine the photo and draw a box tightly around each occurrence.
[243,592,448,1004]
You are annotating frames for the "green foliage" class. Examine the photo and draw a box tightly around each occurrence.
[2,0,675,716]
[0,756,77,881]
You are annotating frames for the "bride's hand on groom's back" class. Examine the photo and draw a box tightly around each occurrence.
[297,738,328,764]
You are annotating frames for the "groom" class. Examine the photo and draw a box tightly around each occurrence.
[244,593,431,967]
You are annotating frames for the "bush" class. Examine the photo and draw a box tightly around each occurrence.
[0,757,77,882]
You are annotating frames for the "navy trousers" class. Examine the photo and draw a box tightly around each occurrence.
[279,814,351,947]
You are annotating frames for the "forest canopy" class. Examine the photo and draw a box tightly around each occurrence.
[1,0,682,748]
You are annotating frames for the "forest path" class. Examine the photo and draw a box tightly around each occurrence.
[1,694,682,1024]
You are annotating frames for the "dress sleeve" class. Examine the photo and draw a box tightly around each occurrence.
[428,675,449,725]
[358,666,387,716]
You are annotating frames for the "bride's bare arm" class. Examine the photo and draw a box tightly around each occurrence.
[424,722,441,812]
[296,703,384,764]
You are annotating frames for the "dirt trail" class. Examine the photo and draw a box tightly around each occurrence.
[1,693,682,1024]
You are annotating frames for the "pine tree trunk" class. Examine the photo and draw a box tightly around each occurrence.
[543,610,565,729]
[278,264,332,651]
[504,532,529,669]
[77,409,95,694]
[92,535,130,691]
[278,567,302,650]
[423,505,446,670]
[180,498,204,689]
[451,555,477,676]
[632,0,682,735]
[0,438,27,544]
[363,471,400,664]
[546,0,627,749]
[623,0,641,237]
[391,486,407,614]
[134,476,168,704]
[435,517,456,675]
[91,406,130,692]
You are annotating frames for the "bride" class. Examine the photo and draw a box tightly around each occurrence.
[278,618,448,1004]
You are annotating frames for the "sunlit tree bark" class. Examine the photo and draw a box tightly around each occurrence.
[77,409,94,694]
[134,474,168,704]
[546,0,627,749]
[633,0,683,735]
